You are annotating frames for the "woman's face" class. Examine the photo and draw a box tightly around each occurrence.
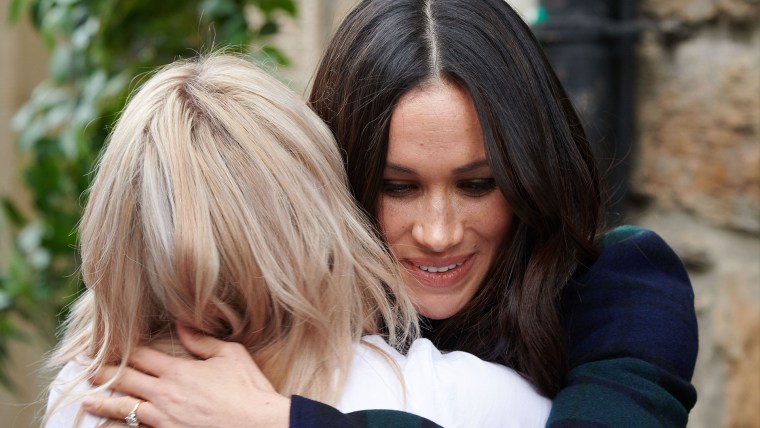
[378,82,513,320]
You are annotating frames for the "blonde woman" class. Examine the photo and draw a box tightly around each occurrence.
[45,55,551,428]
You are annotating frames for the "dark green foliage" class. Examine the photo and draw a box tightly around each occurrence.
[1,0,297,389]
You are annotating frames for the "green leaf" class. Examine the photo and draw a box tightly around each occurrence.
[259,20,278,36]
[101,71,131,100]
[1,199,28,226]
[256,0,297,16]
[7,0,28,25]
[49,45,75,83]
[199,0,237,17]
[0,291,11,311]
[256,45,289,67]
[43,101,76,132]
[15,122,45,151]
[71,17,101,50]
[39,4,69,41]
[60,127,79,159]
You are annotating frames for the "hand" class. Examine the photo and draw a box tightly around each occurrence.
[82,323,291,428]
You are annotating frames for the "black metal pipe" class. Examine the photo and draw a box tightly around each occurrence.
[534,0,641,223]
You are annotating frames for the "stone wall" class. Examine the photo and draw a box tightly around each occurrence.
[632,1,760,427]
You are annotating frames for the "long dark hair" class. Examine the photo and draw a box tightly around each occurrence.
[309,0,604,397]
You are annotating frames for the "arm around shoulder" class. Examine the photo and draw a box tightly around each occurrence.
[290,396,442,428]
[553,226,698,427]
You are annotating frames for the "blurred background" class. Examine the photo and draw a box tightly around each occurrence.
[1,0,758,426]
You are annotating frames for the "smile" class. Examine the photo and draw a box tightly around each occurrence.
[416,262,463,273]
[402,256,473,289]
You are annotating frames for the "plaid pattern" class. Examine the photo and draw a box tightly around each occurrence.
[291,395,442,428]
[289,226,698,428]
[550,226,698,427]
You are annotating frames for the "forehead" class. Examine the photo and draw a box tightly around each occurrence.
[387,82,486,165]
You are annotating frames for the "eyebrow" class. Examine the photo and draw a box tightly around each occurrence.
[384,159,491,175]
[453,160,490,174]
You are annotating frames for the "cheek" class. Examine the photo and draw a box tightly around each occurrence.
[377,198,408,245]
[481,196,513,246]
[492,207,513,239]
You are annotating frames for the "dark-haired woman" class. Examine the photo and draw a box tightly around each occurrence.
[84,1,698,426]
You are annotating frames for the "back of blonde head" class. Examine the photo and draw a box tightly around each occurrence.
[47,55,418,414]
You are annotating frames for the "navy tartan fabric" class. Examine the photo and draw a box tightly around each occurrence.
[291,395,442,428]
[549,226,697,427]
[289,226,698,428]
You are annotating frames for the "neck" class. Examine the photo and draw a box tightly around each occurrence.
[419,316,448,339]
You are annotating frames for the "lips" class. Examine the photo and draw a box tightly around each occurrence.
[402,256,472,289]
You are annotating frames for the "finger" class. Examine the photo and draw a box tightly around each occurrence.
[92,365,160,400]
[176,322,227,360]
[82,395,160,428]
[128,346,182,377]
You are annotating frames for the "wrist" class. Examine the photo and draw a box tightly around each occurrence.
[260,396,290,428]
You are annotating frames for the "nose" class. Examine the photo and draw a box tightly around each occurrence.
[411,193,464,253]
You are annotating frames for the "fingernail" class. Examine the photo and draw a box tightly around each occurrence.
[82,397,95,408]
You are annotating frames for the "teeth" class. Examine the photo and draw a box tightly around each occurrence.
[417,262,462,273]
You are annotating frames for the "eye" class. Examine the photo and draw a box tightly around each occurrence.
[458,179,497,197]
[382,181,418,197]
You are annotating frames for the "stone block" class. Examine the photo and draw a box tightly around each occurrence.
[640,0,759,25]
[634,30,760,232]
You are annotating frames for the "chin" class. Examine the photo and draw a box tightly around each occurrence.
[412,293,470,320]
[416,304,460,320]
[422,313,453,320]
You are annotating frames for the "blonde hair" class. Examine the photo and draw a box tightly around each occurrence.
[45,54,419,421]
